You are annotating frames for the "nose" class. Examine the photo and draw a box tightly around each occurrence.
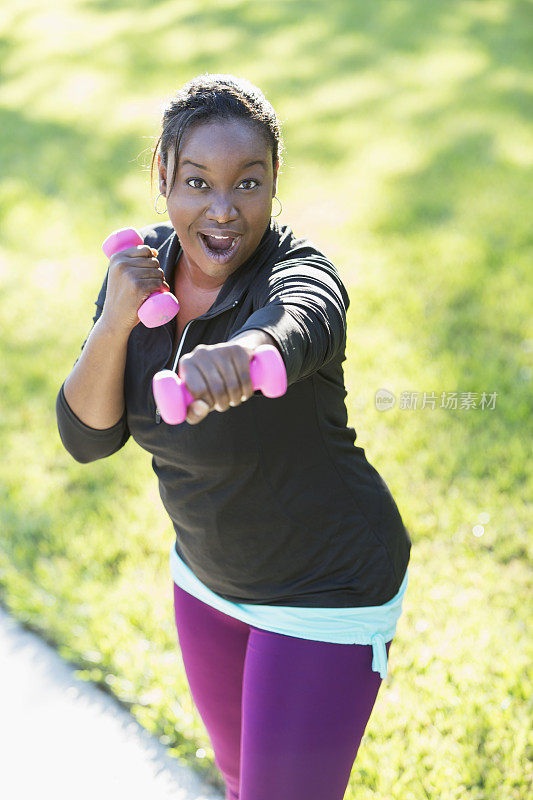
[205,192,239,223]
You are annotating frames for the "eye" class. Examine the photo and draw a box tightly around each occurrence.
[186,177,207,189]
[185,177,261,190]
[239,179,260,190]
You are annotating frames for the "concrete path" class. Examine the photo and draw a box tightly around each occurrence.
[0,604,224,800]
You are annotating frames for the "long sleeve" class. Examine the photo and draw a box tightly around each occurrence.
[56,381,130,464]
[55,222,174,462]
[55,271,131,464]
[229,253,350,386]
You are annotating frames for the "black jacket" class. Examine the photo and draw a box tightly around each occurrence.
[56,219,411,607]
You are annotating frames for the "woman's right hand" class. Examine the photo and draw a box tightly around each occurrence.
[99,245,170,334]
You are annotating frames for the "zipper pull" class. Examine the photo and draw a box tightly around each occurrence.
[155,300,240,426]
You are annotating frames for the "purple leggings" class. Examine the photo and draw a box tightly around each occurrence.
[173,582,392,800]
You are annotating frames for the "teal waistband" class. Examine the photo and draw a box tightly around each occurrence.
[169,545,409,680]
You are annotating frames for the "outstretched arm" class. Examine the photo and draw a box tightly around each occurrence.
[228,255,349,386]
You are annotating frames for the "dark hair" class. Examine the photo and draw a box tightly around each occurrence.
[150,73,284,198]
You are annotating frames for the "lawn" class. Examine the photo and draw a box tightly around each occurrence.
[0,1,531,797]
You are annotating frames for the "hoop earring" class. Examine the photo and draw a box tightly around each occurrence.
[154,192,167,215]
[271,195,282,218]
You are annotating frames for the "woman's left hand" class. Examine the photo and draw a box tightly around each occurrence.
[178,340,256,424]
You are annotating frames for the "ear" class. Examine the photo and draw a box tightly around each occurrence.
[272,157,279,196]
[158,154,167,194]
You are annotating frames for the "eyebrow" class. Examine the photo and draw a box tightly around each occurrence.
[180,158,267,170]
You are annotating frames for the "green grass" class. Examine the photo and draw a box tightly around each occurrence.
[1,1,532,797]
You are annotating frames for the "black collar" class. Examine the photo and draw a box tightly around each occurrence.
[161,219,285,312]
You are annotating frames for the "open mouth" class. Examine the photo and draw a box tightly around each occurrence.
[198,233,242,263]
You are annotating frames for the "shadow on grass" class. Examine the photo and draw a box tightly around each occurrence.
[0,106,145,234]
[2,0,531,212]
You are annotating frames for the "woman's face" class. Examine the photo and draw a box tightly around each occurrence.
[158,118,278,286]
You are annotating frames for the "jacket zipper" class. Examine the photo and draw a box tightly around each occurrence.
[155,298,240,424]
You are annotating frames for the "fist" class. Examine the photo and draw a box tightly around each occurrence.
[178,341,256,425]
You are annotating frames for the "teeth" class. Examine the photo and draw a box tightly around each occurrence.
[204,234,236,241]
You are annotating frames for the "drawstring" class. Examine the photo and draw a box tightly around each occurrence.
[371,633,388,680]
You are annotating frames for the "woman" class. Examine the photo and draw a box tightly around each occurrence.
[56,73,412,800]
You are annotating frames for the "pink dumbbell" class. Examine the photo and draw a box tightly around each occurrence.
[102,227,180,328]
[152,344,288,424]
